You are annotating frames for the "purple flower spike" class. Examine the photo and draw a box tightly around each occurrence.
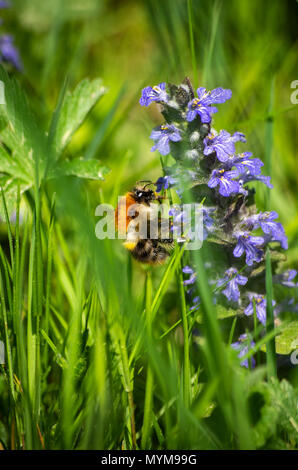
[233,231,264,266]
[0,35,23,70]
[231,333,256,368]
[208,168,240,197]
[150,124,181,156]
[244,293,276,325]
[203,130,246,163]
[217,267,248,302]
[186,87,232,123]
[139,83,168,106]
[273,270,298,288]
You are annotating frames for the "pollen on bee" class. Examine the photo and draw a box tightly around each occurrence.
[123,241,137,251]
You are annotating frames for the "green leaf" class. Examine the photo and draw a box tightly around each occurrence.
[0,70,108,216]
[0,145,27,180]
[247,382,278,448]
[53,78,108,156]
[269,378,298,443]
[194,304,239,324]
[0,66,47,216]
[0,176,31,218]
[274,321,298,355]
[49,157,109,180]
[0,66,47,180]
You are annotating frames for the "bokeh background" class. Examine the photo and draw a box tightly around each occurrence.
[0,0,297,450]
[8,0,298,248]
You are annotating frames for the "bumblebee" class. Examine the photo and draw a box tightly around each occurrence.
[115,181,174,264]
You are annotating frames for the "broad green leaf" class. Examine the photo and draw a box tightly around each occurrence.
[0,70,108,216]
[247,382,278,448]
[195,304,239,324]
[0,66,47,216]
[0,66,47,180]
[0,175,31,218]
[0,145,28,180]
[274,321,298,355]
[53,78,107,156]
[269,379,298,443]
[216,304,239,320]
[49,157,109,180]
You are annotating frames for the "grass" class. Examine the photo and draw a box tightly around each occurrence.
[0,0,297,451]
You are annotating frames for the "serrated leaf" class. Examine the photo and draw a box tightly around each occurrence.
[247,382,279,448]
[49,157,109,180]
[195,304,239,324]
[274,321,298,355]
[0,66,47,216]
[53,78,107,156]
[0,175,31,218]
[269,378,298,442]
[0,70,108,216]
[0,66,47,180]
[0,144,27,180]
[216,304,239,319]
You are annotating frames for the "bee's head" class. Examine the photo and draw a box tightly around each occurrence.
[130,180,165,205]
[132,181,156,204]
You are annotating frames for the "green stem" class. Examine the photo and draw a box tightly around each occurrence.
[265,249,276,378]
[187,0,197,86]
[178,265,191,408]
[141,270,154,449]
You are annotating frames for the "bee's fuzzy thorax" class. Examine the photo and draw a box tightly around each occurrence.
[115,181,174,264]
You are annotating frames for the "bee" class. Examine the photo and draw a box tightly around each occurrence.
[115,181,174,264]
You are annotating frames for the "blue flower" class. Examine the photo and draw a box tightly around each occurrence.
[265,222,288,249]
[203,130,246,162]
[239,173,273,189]
[244,293,276,325]
[231,152,264,176]
[169,205,189,224]
[217,267,248,302]
[186,87,232,123]
[140,83,168,106]
[231,334,256,368]
[169,205,190,241]
[182,265,197,285]
[191,295,201,311]
[274,297,298,315]
[0,34,22,70]
[150,124,182,156]
[155,175,177,193]
[273,270,298,288]
[233,231,264,266]
[0,1,10,8]
[246,211,288,250]
[202,207,215,239]
[208,168,240,197]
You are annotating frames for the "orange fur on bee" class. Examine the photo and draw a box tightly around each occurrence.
[115,192,136,230]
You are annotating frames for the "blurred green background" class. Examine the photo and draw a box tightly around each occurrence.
[0,0,298,450]
[7,0,298,253]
